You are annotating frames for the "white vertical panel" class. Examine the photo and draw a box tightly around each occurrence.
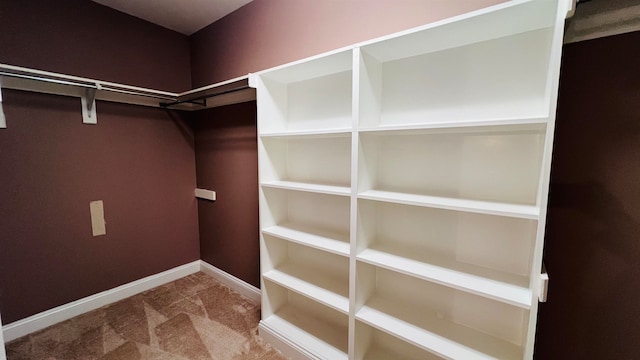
[0,311,7,360]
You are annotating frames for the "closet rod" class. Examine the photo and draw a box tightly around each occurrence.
[0,64,177,102]
[0,71,97,89]
[160,84,251,108]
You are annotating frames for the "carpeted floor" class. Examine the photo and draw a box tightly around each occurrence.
[5,272,287,360]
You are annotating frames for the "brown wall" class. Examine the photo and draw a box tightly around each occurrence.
[0,0,197,324]
[0,0,191,92]
[192,103,260,287]
[0,91,199,324]
[534,31,640,358]
[189,0,505,86]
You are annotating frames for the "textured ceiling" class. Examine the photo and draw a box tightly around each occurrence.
[91,0,253,35]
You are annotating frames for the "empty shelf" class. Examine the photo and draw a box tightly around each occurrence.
[264,264,349,314]
[262,180,351,196]
[358,247,531,308]
[356,297,523,360]
[262,305,348,360]
[262,223,350,257]
[358,190,539,219]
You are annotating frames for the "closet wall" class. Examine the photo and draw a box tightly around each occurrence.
[189,0,505,86]
[0,0,198,324]
[534,30,640,359]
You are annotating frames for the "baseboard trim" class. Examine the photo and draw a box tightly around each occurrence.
[2,260,200,343]
[259,321,315,360]
[199,261,261,304]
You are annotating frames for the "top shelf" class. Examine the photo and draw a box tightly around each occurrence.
[357,0,558,63]
[257,48,353,84]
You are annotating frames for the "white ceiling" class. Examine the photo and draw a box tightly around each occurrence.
[91,0,254,35]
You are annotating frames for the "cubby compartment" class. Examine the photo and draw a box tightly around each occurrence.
[357,0,558,128]
[357,199,535,307]
[355,321,444,360]
[358,125,546,209]
[259,133,351,191]
[255,50,353,134]
[262,235,349,313]
[261,282,349,359]
[355,263,528,360]
[260,188,350,256]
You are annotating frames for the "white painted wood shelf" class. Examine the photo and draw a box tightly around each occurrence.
[358,190,540,220]
[254,0,568,358]
[261,305,349,360]
[261,180,351,197]
[264,264,349,314]
[356,299,523,360]
[357,247,531,308]
[262,224,350,257]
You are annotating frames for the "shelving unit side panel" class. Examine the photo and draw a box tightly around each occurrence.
[525,2,571,358]
[357,50,383,130]
[258,137,287,183]
[256,76,288,134]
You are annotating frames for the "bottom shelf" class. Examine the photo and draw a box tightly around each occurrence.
[357,297,523,360]
[262,290,348,359]
[356,321,443,360]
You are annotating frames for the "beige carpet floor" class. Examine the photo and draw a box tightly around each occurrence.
[5,272,287,360]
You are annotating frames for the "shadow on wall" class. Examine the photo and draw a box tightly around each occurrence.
[190,102,261,288]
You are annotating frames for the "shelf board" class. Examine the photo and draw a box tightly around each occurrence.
[262,223,350,257]
[264,264,349,314]
[358,117,547,135]
[260,128,352,138]
[262,180,351,196]
[356,297,523,360]
[358,246,531,309]
[358,190,539,219]
[262,306,348,360]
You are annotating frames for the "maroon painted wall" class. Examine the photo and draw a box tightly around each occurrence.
[534,31,640,358]
[192,103,260,287]
[0,0,197,324]
[189,0,505,86]
[0,91,199,323]
[0,0,191,92]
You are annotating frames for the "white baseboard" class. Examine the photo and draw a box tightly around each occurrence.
[259,321,315,360]
[2,260,200,343]
[199,261,261,303]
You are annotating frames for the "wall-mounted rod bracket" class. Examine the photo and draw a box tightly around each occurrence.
[0,78,6,129]
[81,84,99,124]
[539,262,549,302]
[195,188,216,201]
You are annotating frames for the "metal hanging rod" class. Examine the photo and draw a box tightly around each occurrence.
[0,63,255,115]
[160,84,251,108]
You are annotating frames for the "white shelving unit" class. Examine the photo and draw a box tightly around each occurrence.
[253,1,568,358]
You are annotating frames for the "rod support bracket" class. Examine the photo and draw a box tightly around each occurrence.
[81,84,99,124]
[539,262,549,302]
[0,77,6,129]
